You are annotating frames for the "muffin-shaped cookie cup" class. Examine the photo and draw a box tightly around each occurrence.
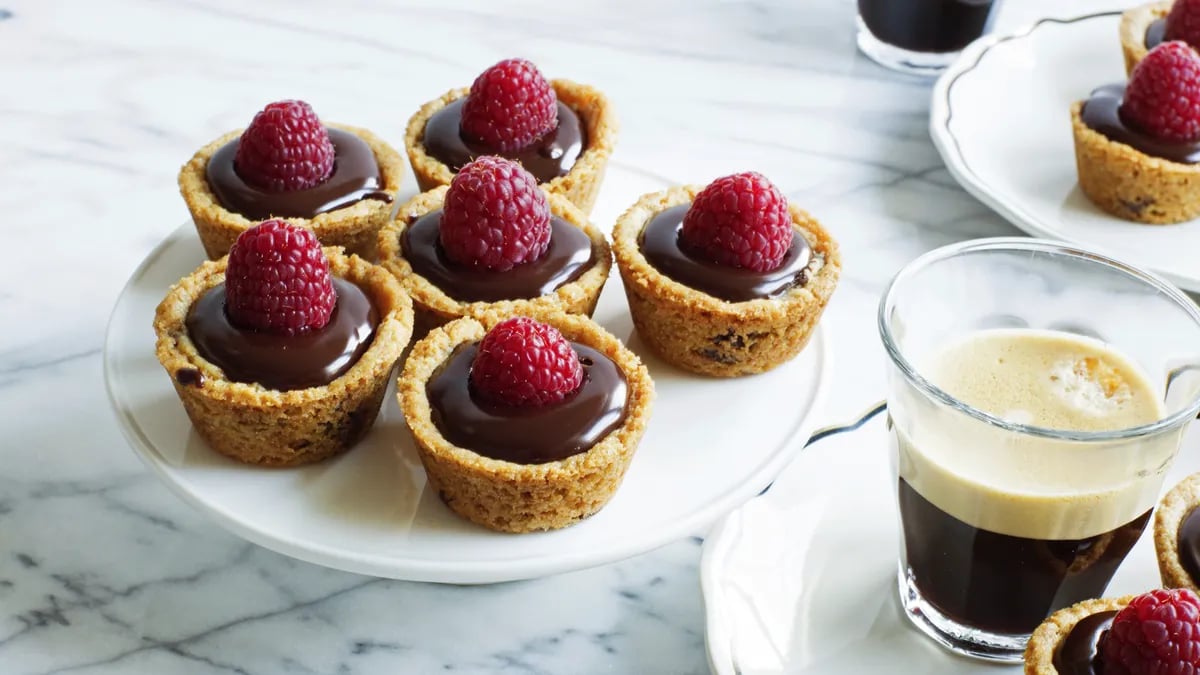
[1023,596,1136,674]
[376,185,612,336]
[1071,102,1200,224]
[1154,472,1200,592]
[153,249,414,467]
[612,186,841,378]
[178,123,405,260]
[1120,1,1171,75]
[404,79,616,215]
[398,309,654,533]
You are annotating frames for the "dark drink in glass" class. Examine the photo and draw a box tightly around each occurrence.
[856,0,1000,75]
[878,239,1200,662]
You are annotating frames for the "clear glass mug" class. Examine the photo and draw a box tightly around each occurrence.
[857,0,1001,75]
[878,238,1200,662]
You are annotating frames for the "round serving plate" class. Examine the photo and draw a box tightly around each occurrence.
[104,165,833,584]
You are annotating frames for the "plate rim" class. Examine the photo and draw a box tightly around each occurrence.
[926,11,1200,293]
[104,223,834,584]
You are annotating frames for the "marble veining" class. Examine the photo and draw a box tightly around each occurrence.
[0,0,1129,672]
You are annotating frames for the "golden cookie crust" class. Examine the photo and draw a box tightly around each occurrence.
[178,123,405,260]
[1154,472,1200,591]
[1024,595,1135,674]
[153,249,414,467]
[404,79,617,215]
[376,185,612,336]
[1071,101,1200,225]
[398,309,654,533]
[1120,1,1171,75]
[611,186,840,377]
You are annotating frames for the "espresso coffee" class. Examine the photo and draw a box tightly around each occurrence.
[858,0,997,54]
[894,329,1168,635]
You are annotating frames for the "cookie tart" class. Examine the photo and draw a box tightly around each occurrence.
[1024,589,1200,674]
[378,156,611,335]
[404,58,616,215]
[1072,41,1200,224]
[179,99,404,259]
[613,172,840,377]
[1120,0,1172,75]
[154,220,413,466]
[399,312,653,533]
[1154,472,1200,592]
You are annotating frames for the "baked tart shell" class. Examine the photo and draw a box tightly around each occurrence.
[178,123,405,260]
[377,186,612,336]
[611,186,840,377]
[404,79,617,216]
[397,309,653,533]
[153,249,414,466]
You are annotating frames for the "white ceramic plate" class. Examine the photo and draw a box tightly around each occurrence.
[701,404,1200,674]
[931,11,1200,294]
[103,171,831,585]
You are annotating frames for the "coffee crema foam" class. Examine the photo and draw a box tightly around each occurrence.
[894,329,1172,540]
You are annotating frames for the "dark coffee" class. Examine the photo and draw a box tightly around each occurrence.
[858,0,998,54]
[898,477,1149,635]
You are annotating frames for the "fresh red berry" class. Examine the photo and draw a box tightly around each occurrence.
[224,220,336,335]
[1120,41,1200,143]
[1166,0,1200,50]
[680,172,793,273]
[460,58,558,152]
[234,100,335,192]
[439,156,551,271]
[469,317,584,408]
[1100,588,1200,675]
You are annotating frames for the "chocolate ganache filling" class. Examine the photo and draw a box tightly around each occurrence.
[206,128,392,220]
[186,278,379,392]
[1081,84,1200,163]
[422,98,585,183]
[426,342,627,465]
[1178,505,1200,585]
[1050,610,1116,675]
[400,210,594,303]
[639,204,814,302]
[1146,18,1167,51]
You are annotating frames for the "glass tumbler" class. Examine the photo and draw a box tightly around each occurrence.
[877,238,1200,661]
[856,0,1001,76]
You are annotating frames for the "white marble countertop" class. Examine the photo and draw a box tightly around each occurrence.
[0,0,1131,673]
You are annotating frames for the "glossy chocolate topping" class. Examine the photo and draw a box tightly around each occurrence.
[426,342,627,465]
[421,98,585,183]
[400,210,595,303]
[1178,505,1200,585]
[206,128,392,220]
[186,278,379,391]
[639,204,813,302]
[1050,610,1116,675]
[1081,84,1200,164]
[1146,18,1167,51]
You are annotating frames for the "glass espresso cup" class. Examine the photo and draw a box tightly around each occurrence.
[878,238,1200,662]
[856,0,1001,76]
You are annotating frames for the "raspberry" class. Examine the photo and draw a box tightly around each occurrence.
[224,220,336,335]
[1100,588,1200,675]
[1120,41,1200,143]
[469,317,584,408]
[460,58,558,152]
[1167,0,1200,50]
[439,156,551,271]
[680,172,793,273]
[234,100,335,192]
